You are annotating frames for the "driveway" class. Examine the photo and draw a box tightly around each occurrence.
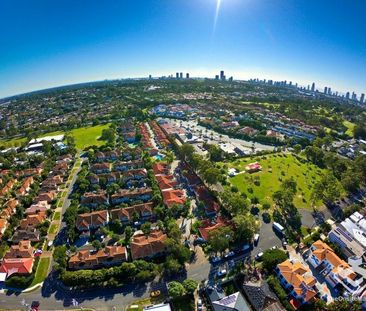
[252,218,282,257]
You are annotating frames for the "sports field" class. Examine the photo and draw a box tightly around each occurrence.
[221,153,325,210]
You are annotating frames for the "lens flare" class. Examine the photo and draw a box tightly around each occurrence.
[213,0,222,36]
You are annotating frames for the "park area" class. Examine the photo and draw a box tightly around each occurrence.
[221,153,325,210]
[0,123,111,150]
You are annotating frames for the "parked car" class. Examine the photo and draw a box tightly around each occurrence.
[217,269,227,277]
[224,251,235,258]
[197,298,203,311]
[255,252,264,261]
[282,238,288,248]
[150,290,161,298]
[211,256,222,263]
[254,233,260,245]
[271,245,278,250]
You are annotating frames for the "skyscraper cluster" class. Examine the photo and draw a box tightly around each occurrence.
[215,70,233,81]
[175,72,190,79]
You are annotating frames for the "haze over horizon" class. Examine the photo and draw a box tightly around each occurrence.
[1,0,366,98]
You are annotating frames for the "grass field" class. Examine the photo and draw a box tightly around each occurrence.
[30,257,50,287]
[222,153,325,210]
[343,120,355,137]
[0,136,27,148]
[0,123,111,150]
[70,124,110,149]
[53,211,61,221]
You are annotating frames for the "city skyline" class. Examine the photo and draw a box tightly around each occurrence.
[1,0,366,98]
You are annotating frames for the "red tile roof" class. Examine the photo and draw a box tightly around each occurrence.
[0,258,34,277]
[162,189,186,208]
[198,217,230,241]
[130,230,167,260]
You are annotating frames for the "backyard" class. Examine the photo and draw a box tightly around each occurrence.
[221,153,325,210]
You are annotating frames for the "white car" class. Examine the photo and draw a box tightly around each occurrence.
[255,252,264,261]
[224,251,235,258]
[211,256,221,263]
[197,298,203,311]
[271,245,278,250]
[254,234,260,244]
[217,269,227,277]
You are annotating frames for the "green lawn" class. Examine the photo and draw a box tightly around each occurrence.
[29,257,50,287]
[53,211,61,221]
[0,123,111,150]
[48,223,59,235]
[0,136,27,148]
[69,123,111,150]
[343,120,355,137]
[222,153,325,210]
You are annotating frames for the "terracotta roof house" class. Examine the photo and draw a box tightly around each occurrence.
[194,185,220,216]
[19,213,46,230]
[162,189,186,208]
[35,191,57,203]
[12,229,40,243]
[25,201,51,215]
[0,219,9,236]
[0,258,34,279]
[238,126,258,136]
[5,240,34,258]
[76,210,109,231]
[307,240,364,296]
[0,179,16,196]
[17,176,34,196]
[95,151,119,162]
[111,188,152,205]
[90,163,111,174]
[80,190,109,208]
[130,230,167,260]
[68,246,127,270]
[52,162,69,174]
[198,217,230,241]
[0,199,18,219]
[276,260,317,309]
[156,175,177,191]
[97,172,120,184]
[152,163,170,176]
[110,203,154,223]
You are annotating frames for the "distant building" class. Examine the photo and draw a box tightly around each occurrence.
[328,87,332,95]
[149,74,152,79]
[324,86,328,94]
[228,76,233,82]
[360,93,365,104]
[186,73,189,79]
[311,83,315,92]
[176,72,179,79]
[215,75,219,80]
[179,72,183,79]
[220,70,225,81]
[346,92,350,99]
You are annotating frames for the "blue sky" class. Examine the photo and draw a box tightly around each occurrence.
[1,0,365,98]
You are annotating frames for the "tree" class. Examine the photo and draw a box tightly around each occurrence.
[165,257,182,275]
[202,167,221,185]
[92,240,102,251]
[233,212,259,243]
[124,226,133,244]
[141,222,152,236]
[168,281,186,299]
[208,226,233,254]
[182,279,198,295]
[262,249,288,272]
[179,143,195,162]
[293,144,302,154]
[312,173,341,203]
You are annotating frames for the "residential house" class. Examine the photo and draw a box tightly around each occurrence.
[276,260,317,309]
[194,185,220,216]
[245,162,262,173]
[90,163,111,174]
[76,210,109,231]
[198,217,230,241]
[307,240,365,296]
[0,258,34,280]
[0,219,9,237]
[19,213,46,230]
[87,174,100,185]
[0,179,16,196]
[110,202,154,223]
[17,176,34,196]
[206,286,251,311]
[80,190,109,208]
[114,159,144,172]
[0,199,18,219]
[4,240,34,258]
[156,175,177,191]
[11,229,40,243]
[68,246,127,270]
[162,189,186,208]
[35,191,57,203]
[152,163,170,176]
[111,188,152,205]
[122,169,147,182]
[242,281,284,311]
[25,201,51,215]
[130,230,167,260]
